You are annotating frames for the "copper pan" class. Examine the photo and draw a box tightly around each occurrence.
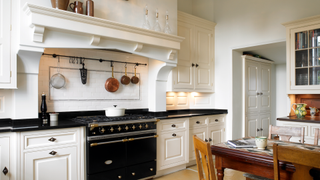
[105,65,119,92]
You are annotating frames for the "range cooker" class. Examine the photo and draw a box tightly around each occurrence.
[72,114,159,180]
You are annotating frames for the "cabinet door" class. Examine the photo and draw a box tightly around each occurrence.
[260,113,270,137]
[207,126,224,145]
[259,64,271,113]
[189,127,207,161]
[157,131,188,170]
[23,146,78,180]
[194,26,213,90]
[173,21,194,89]
[0,0,11,83]
[246,115,261,137]
[246,61,260,114]
[0,137,10,180]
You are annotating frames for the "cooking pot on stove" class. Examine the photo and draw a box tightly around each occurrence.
[104,105,125,117]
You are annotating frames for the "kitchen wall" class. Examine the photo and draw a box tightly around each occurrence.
[275,64,290,121]
[177,0,214,22]
[39,48,149,112]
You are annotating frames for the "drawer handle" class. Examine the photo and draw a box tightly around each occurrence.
[257,128,260,132]
[196,121,200,124]
[172,133,176,137]
[49,151,57,155]
[299,140,306,143]
[118,176,122,179]
[2,167,8,175]
[150,168,153,171]
[205,139,208,142]
[48,137,56,142]
[209,138,212,142]
[215,119,219,122]
[132,172,135,176]
[171,124,176,128]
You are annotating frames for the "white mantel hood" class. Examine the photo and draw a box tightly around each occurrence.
[13,3,184,118]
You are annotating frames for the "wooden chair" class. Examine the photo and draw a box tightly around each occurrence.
[193,135,216,180]
[314,128,319,145]
[268,125,305,143]
[273,143,320,180]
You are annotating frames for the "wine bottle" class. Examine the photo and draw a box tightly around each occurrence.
[40,93,48,126]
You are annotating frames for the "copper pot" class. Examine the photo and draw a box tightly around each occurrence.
[131,66,139,84]
[105,66,119,92]
[121,66,130,85]
[51,0,70,10]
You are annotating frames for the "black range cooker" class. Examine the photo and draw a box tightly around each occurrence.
[72,114,158,180]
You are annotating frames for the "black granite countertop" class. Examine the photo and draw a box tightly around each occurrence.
[277,116,320,123]
[0,108,228,132]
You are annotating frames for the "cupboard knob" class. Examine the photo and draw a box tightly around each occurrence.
[192,63,195,67]
[150,168,153,171]
[196,121,200,124]
[209,138,212,142]
[132,172,135,176]
[49,151,57,155]
[118,176,122,179]
[257,129,260,132]
[215,119,219,122]
[172,133,176,137]
[2,167,8,175]
[172,124,176,128]
[48,137,56,142]
[260,128,263,131]
[205,139,208,142]
[196,64,199,67]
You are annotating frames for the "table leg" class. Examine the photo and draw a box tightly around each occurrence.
[215,156,225,180]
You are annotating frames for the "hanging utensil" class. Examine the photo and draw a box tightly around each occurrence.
[50,56,66,89]
[131,65,140,84]
[80,63,87,84]
[121,63,130,85]
[105,62,120,92]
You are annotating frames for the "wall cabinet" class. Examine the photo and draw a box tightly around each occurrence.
[283,15,320,94]
[0,0,16,88]
[169,11,215,92]
[19,127,84,180]
[188,115,225,161]
[242,56,273,137]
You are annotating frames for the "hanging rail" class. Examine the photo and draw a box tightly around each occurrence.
[42,53,148,66]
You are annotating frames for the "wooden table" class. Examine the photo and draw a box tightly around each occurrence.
[211,139,318,180]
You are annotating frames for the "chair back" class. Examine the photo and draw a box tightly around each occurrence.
[193,135,216,180]
[314,128,319,145]
[273,143,320,180]
[268,125,304,143]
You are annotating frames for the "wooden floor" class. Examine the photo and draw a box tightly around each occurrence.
[154,165,245,180]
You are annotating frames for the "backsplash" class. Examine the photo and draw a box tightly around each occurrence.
[39,49,148,112]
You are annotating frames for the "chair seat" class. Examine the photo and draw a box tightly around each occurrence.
[243,173,272,180]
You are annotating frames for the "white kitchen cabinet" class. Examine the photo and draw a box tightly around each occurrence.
[19,127,84,180]
[277,121,317,144]
[169,11,215,92]
[0,133,12,180]
[157,118,189,171]
[283,15,320,94]
[0,0,16,88]
[189,127,207,160]
[242,56,273,137]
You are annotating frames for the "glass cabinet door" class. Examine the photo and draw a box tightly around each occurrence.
[294,29,320,86]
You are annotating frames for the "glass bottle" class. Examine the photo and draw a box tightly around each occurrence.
[142,4,151,30]
[40,93,48,126]
[153,8,161,32]
[163,10,172,34]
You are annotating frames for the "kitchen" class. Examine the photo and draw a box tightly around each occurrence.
[0,0,320,180]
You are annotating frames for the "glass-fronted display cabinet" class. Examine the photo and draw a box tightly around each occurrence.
[284,15,320,94]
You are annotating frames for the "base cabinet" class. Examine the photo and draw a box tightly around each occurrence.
[0,135,11,180]
[246,113,270,137]
[277,121,318,144]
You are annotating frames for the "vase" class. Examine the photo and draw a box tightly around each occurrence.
[291,103,307,118]
[51,0,70,10]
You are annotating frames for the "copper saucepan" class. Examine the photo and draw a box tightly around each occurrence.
[105,65,119,92]
[121,64,130,85]
[131,66,139,84]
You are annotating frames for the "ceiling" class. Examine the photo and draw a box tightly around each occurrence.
[235,41,286,64]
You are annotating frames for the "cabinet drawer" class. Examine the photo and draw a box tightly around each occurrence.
[207,115,225,126]
[189,117,207,129]
[21,128,80,150]
[158,118,188,133]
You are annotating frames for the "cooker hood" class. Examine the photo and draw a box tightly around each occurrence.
[14,3,184,118]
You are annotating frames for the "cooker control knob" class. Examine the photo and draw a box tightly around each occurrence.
[118,126,122,131]
[100,127,105,134]
[150,168,153,171]
[139,124,142,129]
[125,126,129,131]
[132,125,136,130]
[132,172,135,176]
[118,176,122,179]
[110,127,114,132]
[145,124,149,128]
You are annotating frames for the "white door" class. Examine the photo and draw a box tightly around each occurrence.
[23,146,78,180]
[246,61,260,114]
[247,115,261,137]
[189,127,207,161]
[260,113,271,137]
[207,126,224,145]
[194,26,213,90]
[259,64,271,113]
[157,131,187,170]
[173,21,194,89]
[0,137,10,180]
[0,0,11,83]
